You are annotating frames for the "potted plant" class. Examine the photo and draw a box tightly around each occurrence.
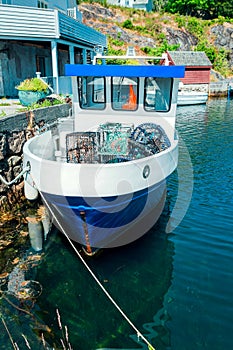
[16,78,50,106]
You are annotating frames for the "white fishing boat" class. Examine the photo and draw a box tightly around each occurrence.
[177,90,208,105]
[23,52,184,255]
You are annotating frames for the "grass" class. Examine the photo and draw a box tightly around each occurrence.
[0,110,6,117]
[0,103,11,106]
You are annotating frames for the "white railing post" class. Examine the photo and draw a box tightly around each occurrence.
[51,40,59,94]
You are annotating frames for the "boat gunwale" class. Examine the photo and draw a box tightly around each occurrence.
[23,130,178,169]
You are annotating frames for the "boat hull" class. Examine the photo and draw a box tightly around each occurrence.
[23,131,178,251]
[41,179,167,250]
[178,91,208,105]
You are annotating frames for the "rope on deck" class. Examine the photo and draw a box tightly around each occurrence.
[40,192,156,350]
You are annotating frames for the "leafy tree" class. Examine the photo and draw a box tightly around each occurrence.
[165,0,232,19]
[153,0,168,12]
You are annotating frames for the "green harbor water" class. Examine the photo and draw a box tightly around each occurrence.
[0,97,233,350]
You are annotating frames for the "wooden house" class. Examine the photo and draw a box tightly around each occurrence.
[167,51,212,94]
[0,0,107,97]
[107,0,153,12]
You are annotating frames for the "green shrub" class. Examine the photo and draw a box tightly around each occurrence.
[141,41,179,57]
[122,19,134,29]
[16,78,49,92]
[111,39,124,46]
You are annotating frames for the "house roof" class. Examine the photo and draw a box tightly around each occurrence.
[167,51,212,67]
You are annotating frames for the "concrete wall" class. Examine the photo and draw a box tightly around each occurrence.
[0,103,70,210]
[209,81,230,97]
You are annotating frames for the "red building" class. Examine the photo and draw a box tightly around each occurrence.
[167,51,212,92]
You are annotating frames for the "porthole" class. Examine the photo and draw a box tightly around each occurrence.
[143,165,150,179]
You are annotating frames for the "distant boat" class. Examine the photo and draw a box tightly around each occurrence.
[178,90,208,105]
[23,52,185,255]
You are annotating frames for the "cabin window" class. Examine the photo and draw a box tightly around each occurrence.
[78,77,106,110]
[144,77,172,112]
[111,77,138,111]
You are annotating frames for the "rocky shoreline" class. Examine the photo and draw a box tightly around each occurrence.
[0,103,70,211]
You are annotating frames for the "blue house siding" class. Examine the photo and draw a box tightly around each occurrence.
[1,0,38,6]
[58,12,106,47]
[49,0,70,12]
[0,3,107,97]
[0,0,77,11]
[0,41,52,97]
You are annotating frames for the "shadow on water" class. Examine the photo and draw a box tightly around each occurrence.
[0,172,179,350]
[34,199,176,350]
[0,202,53,349]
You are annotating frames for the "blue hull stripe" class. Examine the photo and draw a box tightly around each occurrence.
[41,181,166,247]
[51,185,157,211]
[44,187,148,228]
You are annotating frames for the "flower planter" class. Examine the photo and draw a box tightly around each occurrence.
[18,90,49,106]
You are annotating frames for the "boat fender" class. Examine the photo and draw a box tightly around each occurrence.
[143,165,150,179]
[24,180,39,201]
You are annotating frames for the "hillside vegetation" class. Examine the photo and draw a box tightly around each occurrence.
[79,2,233,77]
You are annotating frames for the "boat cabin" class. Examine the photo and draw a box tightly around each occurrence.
[46,61,184,164]
[65,62,184,131]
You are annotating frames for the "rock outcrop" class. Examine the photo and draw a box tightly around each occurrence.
[211,25,233,68]
[79,3,233,71]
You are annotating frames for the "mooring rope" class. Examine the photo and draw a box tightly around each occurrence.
[40,192,156,350]
[0,165,30,186]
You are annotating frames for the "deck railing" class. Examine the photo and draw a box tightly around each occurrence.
[0,4,106,46]
[0,5,57,38]
[41,76,72,95]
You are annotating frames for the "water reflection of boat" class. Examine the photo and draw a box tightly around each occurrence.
[23,52,184,255]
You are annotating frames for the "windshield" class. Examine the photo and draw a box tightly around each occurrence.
[111,77,138,111]
[144,77,172,112]
[78,76,105,110]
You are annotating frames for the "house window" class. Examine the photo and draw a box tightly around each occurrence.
[1,0,12,4]
[37,1,48,8]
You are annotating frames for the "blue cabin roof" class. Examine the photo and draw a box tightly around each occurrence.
[65,64,185,78]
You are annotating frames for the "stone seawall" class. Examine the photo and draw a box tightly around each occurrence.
[0,104,71,210]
